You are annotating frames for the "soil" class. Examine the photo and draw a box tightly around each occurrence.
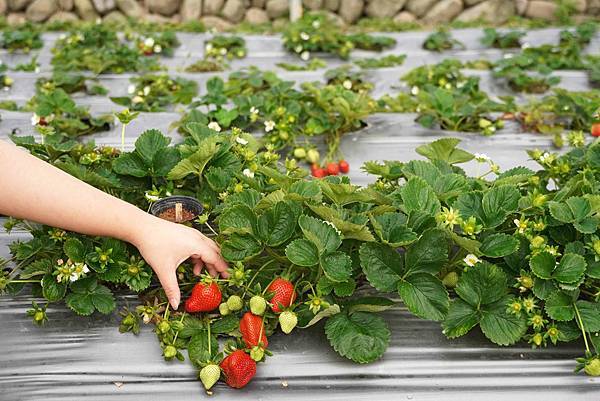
[157,207,196,223]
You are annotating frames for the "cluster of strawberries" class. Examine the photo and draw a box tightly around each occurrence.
[310,160,350,178]
[184,277,297,390]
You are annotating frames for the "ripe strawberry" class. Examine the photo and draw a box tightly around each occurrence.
[592,123,600,137]
[220,350,256,389]
[267,278,297,313]
[312,168,327,178]
[279,311,298,334]
[310,163,319,174]
[185,281,222,313]
[326,162,340,176]
[239,312,268,349]
[199,364,221,390]
[338,160,350,174]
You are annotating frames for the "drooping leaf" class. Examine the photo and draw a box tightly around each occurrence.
[398,273,448,321]
[220,234,262,262]
[359,242,403,292]
[325,311,390,364]
[404,228,448,275]
[479,234,519,258]
[479,295,527,346]
[299,215,342,255]
[442,299,479,338]
[455,262,507,307]
[285,239,319,267]
[320,251,353,283]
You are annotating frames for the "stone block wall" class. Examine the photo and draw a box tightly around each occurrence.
[0,0,598,28]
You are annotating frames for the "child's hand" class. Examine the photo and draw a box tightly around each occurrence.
[131,216,228,309]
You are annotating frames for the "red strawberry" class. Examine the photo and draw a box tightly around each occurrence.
[239,312,268,349]
[312,168,327,178]
[266,278,296,313]
[326,162,340,176]
[184,281,222,313]
[592,123,600,137]
[310,163,319,174]
[338,160,350,174]
[220,350,256,389]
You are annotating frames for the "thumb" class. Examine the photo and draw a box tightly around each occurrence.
[156,266,181,309]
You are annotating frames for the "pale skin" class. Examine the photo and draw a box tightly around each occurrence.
[0,139,228,309]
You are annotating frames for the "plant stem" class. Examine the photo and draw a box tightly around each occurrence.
[574,302,591,353]
[121,123,126,152]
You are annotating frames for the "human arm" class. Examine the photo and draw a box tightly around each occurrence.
[0,139,228,308]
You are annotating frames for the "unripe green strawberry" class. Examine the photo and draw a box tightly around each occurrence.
[34,311,46,322]
[249,295,267,316]
[158,320,171,334]
[227,295,243,311]
[306,149,320,164]
[279,311,298,334]
[164,345,177,359]
[250,346,265,362]
[219,302,230,316]
[199,364,221,390]
[442,272,458,288]
[585,358,600,376]
[293,148,306,159]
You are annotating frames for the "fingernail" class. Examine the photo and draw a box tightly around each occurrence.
[170,297,180,309]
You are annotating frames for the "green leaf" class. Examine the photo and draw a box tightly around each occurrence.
[218,204,256,235]
[532,278,557,300]
[399,176,441,216]
[325,311,390,364]
[285,239,319,267]
[530,252,556,280]
[480,296,527,346]
[554,254,586,284]
[135,129,170,166]
[479,234,519,258]
[398,273,448,321]
[442,299,478,338]
[41,273,67,302]
[152,147,181,177]
[256,201,296,247]
[298,215,342,255]
[455,262,507,306]
[299,304,341,328]
[548,201,575,223]
[576,301,600,333]
[288,180,322,200]
[63,238,85,263]
[415,137,474,165]
[545,291,575,321]
[359,242,402,292]
[346,297,396,313]
[320,251,353,283]
[65,277,115,316]
[188,331,218,365]
[211,314,240,334]
[566,197,591,221]
[404,228,448,275]
[113,153,148,177]
[221,234,262,262]
[167,137,218,180]
[179,316,206,339]
[370,212,418,247]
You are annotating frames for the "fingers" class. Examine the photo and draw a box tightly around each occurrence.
[191,241,229,278]
[192,259,204,276]
[156,266,181,310]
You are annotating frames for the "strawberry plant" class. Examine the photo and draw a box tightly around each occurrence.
[110,74,198,112]
[324,66,373,93]
[276,58,327,71]
[0,63,13,90]
[129,31,180,57]
[480,28,524,49]
[204,35,247,60]
[354,54,406,69]
[51,24,162,74]
[283,13,353,60]
[1,23,43,53]
[493,54,561,94]
[344,33,396,51]
[423,29,464,52]
[36,72,108,96]
[185,59,226,73]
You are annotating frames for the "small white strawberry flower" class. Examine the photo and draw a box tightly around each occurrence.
[208,121,221,132]
[59,34,67,40]
[132,95,144,104]
[474,153,491,163]
[300,51,310,61]
[300,32,310,41]
[411,86,420,95]
[143,86,151,96]
[235,136,248,145]
[539,152,550,163]
[342,79,353,90]
[30,113,40,126]
[463,254,480,267]
[219,47,227,55]
[250,106,258,115]
[145,191,160,202]
[264,120,275,132]
[127,84,136,94]
[205,43,213,52]
[144,37,155,48]
[153,44,162,54]
[242,168,254,178]
[294,45,303,53]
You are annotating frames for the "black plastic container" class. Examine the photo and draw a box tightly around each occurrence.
[149,196,203,224]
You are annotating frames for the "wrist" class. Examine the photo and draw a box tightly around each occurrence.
[120,205,158,248]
